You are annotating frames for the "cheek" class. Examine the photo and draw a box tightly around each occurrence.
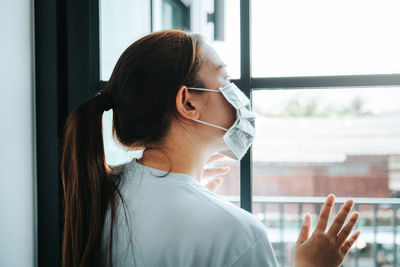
[204,94,236,130]
[228,105,237,125]
[221,100,236,128]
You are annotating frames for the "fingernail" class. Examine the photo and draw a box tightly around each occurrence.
[303,213,311,225]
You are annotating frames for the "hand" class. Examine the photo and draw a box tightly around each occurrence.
[202,153,231,192]
[294,194,361,267]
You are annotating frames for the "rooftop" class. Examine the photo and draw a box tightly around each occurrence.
[253,114,400,163]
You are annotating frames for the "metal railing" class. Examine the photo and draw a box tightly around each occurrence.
[223,196,400,267]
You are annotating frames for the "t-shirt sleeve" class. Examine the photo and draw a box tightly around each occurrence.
[229,231,279,267]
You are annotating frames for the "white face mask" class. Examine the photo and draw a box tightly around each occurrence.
[186,82,256,160]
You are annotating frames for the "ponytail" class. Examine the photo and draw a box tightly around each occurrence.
[60,92,128,267]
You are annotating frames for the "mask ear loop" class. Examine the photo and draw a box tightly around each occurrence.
[192,119,229,131]
[186,87,221,92]
[185,87,229,131]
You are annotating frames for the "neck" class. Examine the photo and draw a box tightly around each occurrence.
[137,137,212,182]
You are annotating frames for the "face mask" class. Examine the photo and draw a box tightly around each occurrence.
[186,82,256,160]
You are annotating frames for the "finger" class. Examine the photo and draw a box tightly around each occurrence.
[327,199,354,237]
[204,176,223,192]
[206,153,226,164]
[315,194,335,232]
[297,213,312,245]
[203,167,231,178]
[336,212,360,246]
[341,230,361,256]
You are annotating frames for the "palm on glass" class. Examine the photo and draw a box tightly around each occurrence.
[295,194,361,267]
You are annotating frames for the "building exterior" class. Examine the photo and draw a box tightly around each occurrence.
[213,115,400,199]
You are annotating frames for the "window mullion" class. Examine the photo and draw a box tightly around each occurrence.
[251,74,400,89]
[239,0,252,213]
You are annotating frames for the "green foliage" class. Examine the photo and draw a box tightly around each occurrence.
[256,96,372,117]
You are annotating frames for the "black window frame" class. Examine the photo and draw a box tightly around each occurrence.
[35,0,400,266]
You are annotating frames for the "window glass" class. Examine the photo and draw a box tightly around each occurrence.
[252,87,400,197]
[251,0,400,77]
[250,87,400,265]
[100,0,151,81]
[100,0,240,80]
[153,0,240,79]
[161,0,190,30]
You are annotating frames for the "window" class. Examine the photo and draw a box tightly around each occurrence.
[100,0,151,81]
[249,0,400,264]
[160,0,190,30]
[100,0,240,81]
[99,0,400,265]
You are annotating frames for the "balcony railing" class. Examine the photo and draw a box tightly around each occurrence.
[222,196,400,267]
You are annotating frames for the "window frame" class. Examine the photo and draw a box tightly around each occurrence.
[35,0,101,265]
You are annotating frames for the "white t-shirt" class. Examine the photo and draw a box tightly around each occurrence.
[100,158,279,267]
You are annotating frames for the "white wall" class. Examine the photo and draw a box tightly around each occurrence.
[0,0,37,266]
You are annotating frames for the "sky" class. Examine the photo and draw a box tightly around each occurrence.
[211,0,400,78]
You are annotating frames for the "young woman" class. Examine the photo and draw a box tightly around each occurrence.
[60,29,361,267]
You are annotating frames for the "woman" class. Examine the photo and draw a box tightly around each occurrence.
[60,29,361,267]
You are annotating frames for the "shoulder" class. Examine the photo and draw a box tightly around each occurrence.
[229,233,279,267]
[191,184,269,242]
[191,186,279,266]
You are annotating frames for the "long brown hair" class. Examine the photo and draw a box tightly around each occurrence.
[60,29,206,267]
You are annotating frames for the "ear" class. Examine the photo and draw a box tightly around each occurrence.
[175,85,201,120]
